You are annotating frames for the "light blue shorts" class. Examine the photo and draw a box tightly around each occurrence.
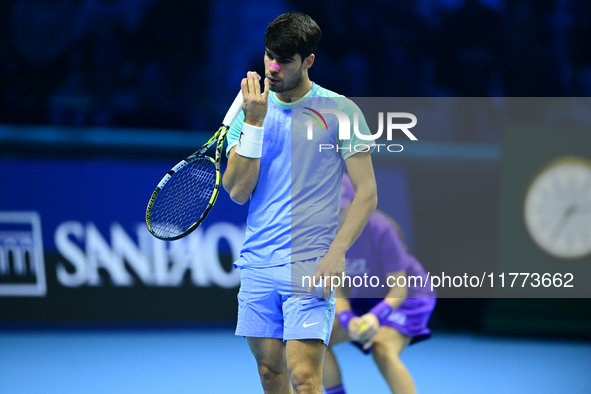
[235,257,336,345]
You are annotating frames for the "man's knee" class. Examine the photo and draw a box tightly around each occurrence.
[289,364,317,392]
[248,338,287,379]
[286,339,325,392]
[257,362,285,384]
[255,352,286,374]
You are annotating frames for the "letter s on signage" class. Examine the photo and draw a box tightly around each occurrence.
[55,221,87,287]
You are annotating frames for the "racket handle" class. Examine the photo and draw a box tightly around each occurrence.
[222,74,262,127]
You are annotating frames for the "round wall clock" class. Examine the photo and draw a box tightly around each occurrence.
[523,156,591,259]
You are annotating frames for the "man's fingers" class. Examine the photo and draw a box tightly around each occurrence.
[306,271,332,293]
[253,72,261,96]
[241,78,248,99]
[307,271,321,292]
[247,72,256,95]
[306,273,342,293]
[262,77,270,100]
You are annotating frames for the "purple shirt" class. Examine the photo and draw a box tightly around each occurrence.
[345,211,434,298]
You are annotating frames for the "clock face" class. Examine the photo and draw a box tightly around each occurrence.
[523,157,591,259]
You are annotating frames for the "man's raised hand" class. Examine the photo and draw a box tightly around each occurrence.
[242,71,269,127]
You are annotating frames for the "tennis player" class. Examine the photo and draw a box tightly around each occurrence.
[322,174,436,394]
[222,12,377,394]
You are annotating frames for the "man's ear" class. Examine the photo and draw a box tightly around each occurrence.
[305,54,315,70]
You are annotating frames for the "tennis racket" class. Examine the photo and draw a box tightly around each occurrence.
[145,89,244,240]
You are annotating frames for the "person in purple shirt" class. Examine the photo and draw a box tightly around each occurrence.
[322,174,436,394]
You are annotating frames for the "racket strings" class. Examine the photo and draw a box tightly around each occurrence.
[149,157,217,239]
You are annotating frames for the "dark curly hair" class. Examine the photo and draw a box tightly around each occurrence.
[264,12,322,62]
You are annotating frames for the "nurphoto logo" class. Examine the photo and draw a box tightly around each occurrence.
[304,108,417,153]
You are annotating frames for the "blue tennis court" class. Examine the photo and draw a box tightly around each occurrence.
[1,329,590,393]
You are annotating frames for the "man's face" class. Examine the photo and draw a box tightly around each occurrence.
[264,48,307,93]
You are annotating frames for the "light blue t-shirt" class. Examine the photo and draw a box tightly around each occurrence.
[226,83,374,268]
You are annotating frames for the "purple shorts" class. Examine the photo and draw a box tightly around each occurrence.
[349,297,436,354]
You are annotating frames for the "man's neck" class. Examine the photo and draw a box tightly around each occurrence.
[275,77,313,103]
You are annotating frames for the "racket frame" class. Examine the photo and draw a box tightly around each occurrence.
[145,125,229,241]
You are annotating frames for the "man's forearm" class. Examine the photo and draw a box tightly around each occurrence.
[222,148,260,205]
[331,152,378,253]
[329,182,377,253]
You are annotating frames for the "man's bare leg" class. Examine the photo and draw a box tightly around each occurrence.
[286,339,326,394]
[247,337,293,394]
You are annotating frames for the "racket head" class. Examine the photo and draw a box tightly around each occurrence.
[146,155,219,240]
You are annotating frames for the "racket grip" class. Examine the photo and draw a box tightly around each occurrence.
[222,74,262,127]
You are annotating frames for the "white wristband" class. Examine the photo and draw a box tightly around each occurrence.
[236,123,264,158]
